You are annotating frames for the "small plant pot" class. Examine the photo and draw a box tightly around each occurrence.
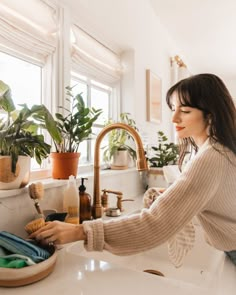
[110,150,129,170]
[50,152,80,179]
[147,167,168,188]
[0,156,31,189]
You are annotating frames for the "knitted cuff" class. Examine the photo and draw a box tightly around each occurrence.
[82,219,105,251]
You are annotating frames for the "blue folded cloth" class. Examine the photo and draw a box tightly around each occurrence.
[0,231,50,263]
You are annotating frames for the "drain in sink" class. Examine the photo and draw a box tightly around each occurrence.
[143,269,165,277]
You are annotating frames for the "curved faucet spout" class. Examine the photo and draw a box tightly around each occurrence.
[92,122,148,219]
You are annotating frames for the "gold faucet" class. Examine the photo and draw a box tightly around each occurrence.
[101,189,134,212]
[92,122,148,219]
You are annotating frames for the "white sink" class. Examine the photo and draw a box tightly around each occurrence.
[66,224,227,288]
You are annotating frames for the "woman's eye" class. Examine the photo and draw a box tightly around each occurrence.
[180,109,191,113]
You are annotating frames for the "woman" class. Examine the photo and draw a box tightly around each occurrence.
[30,73,236,266]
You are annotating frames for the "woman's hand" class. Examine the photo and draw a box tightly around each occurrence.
[143,187,166,208]
[29,221,87,246]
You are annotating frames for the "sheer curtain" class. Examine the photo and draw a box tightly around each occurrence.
[0,0,58,65]
[71,25,123,85]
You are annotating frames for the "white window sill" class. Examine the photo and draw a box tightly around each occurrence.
[0,167,138,199]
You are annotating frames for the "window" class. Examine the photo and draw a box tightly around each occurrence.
[0,2,121,179]
[0,52,41,108]
[71,73,112,164]
[0,0,58,177]
[70,25,122,166]
[0,51,44,170]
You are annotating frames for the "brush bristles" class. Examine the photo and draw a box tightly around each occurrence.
[24,217,45,234]
[29,182,44,200]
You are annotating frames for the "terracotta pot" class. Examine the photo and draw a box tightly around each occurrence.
[50,152,80,179]
[0,156,31,189]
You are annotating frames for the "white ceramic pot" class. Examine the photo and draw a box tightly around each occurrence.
[147,167,168,188]
[0,156,31,189]
[111,150,128,170]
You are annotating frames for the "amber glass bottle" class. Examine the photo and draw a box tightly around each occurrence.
[79,178,91,223]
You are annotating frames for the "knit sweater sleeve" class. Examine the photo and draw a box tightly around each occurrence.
[83,145,224,255]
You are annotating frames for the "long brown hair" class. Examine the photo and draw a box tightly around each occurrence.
[166,73,236,167]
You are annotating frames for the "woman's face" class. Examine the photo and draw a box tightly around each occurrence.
[171,92,209,146]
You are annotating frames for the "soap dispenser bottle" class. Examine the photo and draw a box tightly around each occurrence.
[63,175,80,224]
[79,178,91,223]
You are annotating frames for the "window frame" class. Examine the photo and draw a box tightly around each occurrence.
[0,3,121,180]
[71,72,119,164]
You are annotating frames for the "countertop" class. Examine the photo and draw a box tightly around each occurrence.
[0,194,235,295]
[0,246,214,295]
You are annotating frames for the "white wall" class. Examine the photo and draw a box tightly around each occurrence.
[60,0,236,142]
[225,79,236,101]
[0,170,144,237]
[60,0,179,143]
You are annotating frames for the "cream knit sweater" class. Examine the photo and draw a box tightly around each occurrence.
[83,139,236,258]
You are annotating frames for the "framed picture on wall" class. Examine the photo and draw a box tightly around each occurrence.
[146,69,162,123]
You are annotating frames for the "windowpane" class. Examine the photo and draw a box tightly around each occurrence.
[0,51,42,170]
[71,76,112,164]
[91,126,108,162]
[91,87,109,125]
[78,141,88,164]
[71,80,88,106]
[70,80,88,163]
[0,52,41,108]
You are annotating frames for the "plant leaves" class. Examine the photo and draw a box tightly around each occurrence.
[0,80,15,113]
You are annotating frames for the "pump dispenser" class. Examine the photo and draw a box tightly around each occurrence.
[63,175,80,224]
[79,178,91,223]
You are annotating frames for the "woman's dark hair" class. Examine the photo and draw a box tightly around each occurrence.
[166,73,236,167]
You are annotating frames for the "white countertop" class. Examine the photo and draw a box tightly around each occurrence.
[0,246,214,295]
[1,194,235,295]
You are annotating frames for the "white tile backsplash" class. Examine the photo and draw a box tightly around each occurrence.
[0,169,146,237]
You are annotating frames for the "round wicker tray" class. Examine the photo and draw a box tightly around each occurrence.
[0,246,57,287]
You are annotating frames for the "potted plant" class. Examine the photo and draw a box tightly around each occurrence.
[146,131,179,188]
[50,86,103,179]
[0,80,61,189]
[102,112,138,169]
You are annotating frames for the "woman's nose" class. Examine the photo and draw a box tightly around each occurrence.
[172,110,181,123]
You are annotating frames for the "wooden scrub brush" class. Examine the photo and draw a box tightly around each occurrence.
[24,217,45,234]
[25,182,45,234]
[28,182,45,217]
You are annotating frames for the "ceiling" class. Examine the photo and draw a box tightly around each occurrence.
[60,0,236,80]
[150,0,236,80]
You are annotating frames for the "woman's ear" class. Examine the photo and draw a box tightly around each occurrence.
[206,114,212,136]
[207,114,212,125]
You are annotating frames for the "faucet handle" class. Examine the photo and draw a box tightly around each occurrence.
[117,196,134,211]
[103,189,123,195]
[101,190,109,211]
[101,189,123,211]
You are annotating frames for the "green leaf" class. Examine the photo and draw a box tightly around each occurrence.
[0,80,15,112]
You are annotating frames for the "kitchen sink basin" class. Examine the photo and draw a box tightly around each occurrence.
[66,224,226,287]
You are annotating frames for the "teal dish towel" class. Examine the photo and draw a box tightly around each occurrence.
[0,231,50,263]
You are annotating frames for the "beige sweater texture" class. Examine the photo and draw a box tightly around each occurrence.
[83,140,236,257]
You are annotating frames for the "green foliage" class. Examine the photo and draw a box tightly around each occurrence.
[147,131,179,168]
[0,80,60,173]
[52,86,103,153]
[102,112,138,163]
[0,80,15,113]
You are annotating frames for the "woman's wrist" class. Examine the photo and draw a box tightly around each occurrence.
[75,224,87,241]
